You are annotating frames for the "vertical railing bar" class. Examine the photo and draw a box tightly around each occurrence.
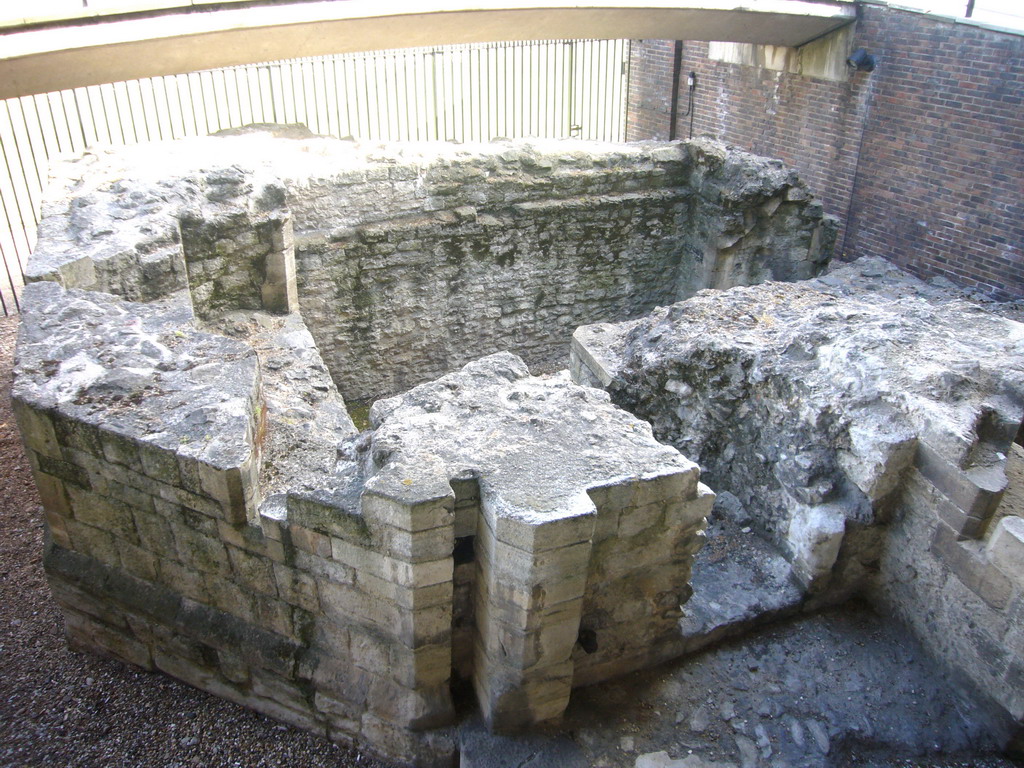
[303,59,315,133]
[100,84,119,143]
[18,98,46,194]
[332,58,343,137]
[254,66,268,124]
[0,151,27,309]
[42,92,66,155]
[29,94,53,160]
[4,101,42,231]
[70,88,93,148]
[382,52,391,141]
[187,74,201,136]
[162,75,177,140]
[0,215,21,313]
[66,88,89,150]
[138,79,155,142]
[319,57,328,136]
[132,80,151,142]
[319,57,330,136]
[604,40,612,140]
[401,52,413,142]
[358,55,371,139]
[0,242,12,315]
[267,65,278,124]
[171,75,187,138]
[206,70,221,132]
[463,47,471,141]
[597,41,606,141]
[541,42,548,138]
[437,51,446,141]
[232,67,245,127]
[145,79,165,142]
[0,140,30,279]
[397,51,407,142]
[167,75,183,139]
[117,82,137,143]
[343,57,357,139]
[303,59,315,134]
[208,69,223,131]
[476,47,484,142]
[59,90,84,152]
[516,44,523,138]
[0,240,15,316]
[397,52,407,142]
[381,52,393,141]
[85,86,107,144]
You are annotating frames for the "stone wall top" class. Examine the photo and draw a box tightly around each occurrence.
[367,351,698,520]
[14,281,259,472]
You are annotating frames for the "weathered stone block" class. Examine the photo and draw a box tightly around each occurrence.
[12,400,60,458]
[67,487,139,544]
[273,563,320,612]
[170,524,231,578]
[932,522,1014,611]
[64,608,153,669]
[228,544,278,596]
[987,516,1024,585]
[65,520,120,567]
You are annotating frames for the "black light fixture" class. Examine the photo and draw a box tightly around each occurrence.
[846,48,877,72]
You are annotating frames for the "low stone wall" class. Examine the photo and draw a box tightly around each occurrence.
[14,289,711,764]
[13,132,841,763]
[29,132,834,401]
[571,257,1024,745]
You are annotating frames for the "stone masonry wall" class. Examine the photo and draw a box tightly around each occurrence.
[877,471,1024,743]
[27,133,835,403]
[290,139,834,400]
[14,284,713,761]
[570,257,1024,744]
[14,133,835,763]
[13,282,459,764]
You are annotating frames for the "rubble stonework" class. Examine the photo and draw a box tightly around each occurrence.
[571,257,1024,741]
[28,132,834,400]
[14,280,712,764]
[13,132,855,765]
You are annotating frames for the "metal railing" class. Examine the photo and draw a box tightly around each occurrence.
[0,38,630,315]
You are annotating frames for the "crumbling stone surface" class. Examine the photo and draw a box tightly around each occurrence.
[364,352,712,723]
[571,256,1024,741]
[13,282,262,525]
[13,282,710,763]
[31,132,834,400]
[6,131,885,763]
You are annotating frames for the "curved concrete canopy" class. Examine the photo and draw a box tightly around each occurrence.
[0,0,855,99]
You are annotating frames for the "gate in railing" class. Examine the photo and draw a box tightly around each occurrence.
[0,39,630,316]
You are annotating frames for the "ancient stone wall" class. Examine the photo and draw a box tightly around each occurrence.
[13,133,837,763]
[571,257,1024,744]
[14,280,712,763]
[28,133,834,402]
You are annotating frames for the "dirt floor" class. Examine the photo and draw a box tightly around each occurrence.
[0,311,1020,768]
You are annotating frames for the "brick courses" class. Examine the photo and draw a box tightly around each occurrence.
[627,5,1024,299]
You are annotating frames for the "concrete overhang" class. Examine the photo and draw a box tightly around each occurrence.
[0,0,856,99]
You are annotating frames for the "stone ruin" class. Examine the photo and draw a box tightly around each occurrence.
[572,257,1024,746]
[11,130,1023,763]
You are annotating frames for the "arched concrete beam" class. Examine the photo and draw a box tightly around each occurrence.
[0,0,856,99]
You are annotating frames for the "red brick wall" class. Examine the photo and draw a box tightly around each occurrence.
[627,6,1024,299]
[626,40,676,140]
